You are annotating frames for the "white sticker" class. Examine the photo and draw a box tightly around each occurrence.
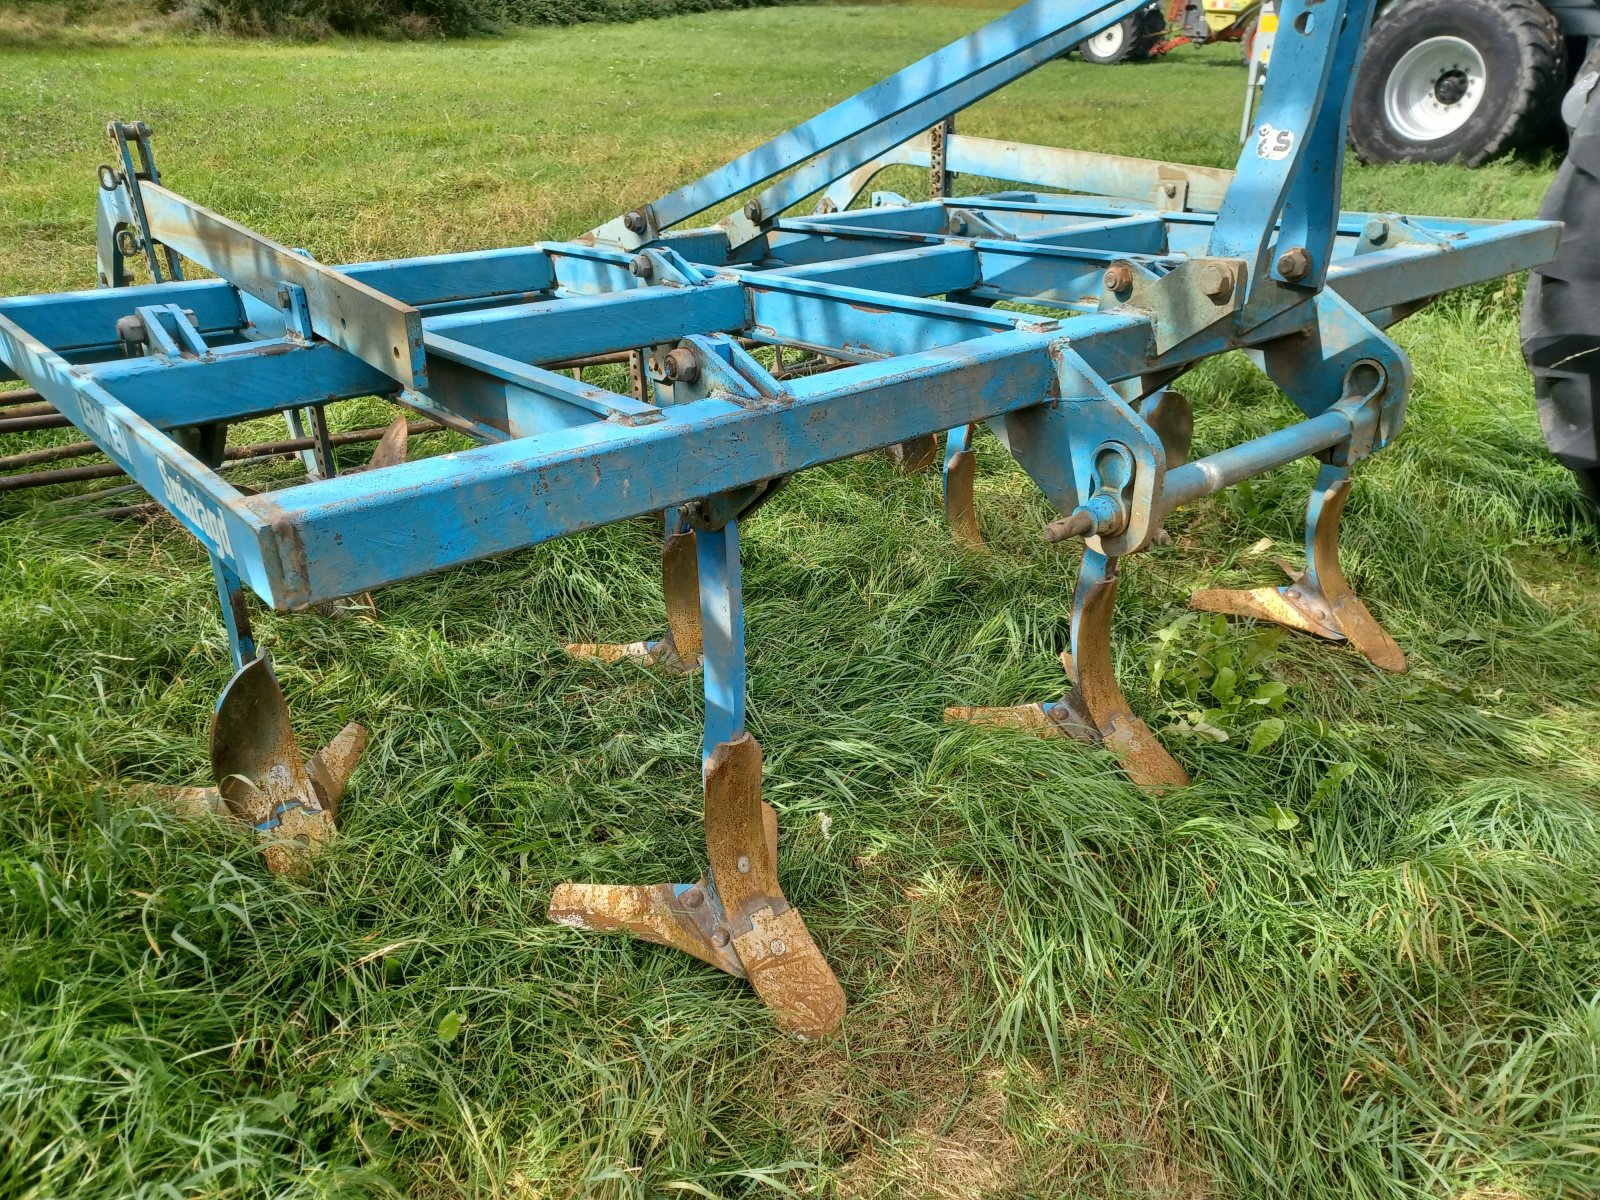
[1255,123,1295,160]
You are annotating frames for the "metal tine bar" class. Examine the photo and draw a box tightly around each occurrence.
[775,217,1173,266]
[593,0,1147,244]
[424,333,663,425]
[249,331,1077,608]
[739,271,1059,332]
[835,131,1238,213]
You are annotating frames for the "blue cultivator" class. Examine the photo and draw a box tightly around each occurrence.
[0,0,1558,1038]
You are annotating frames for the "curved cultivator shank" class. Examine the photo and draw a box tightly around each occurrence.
[0,0,1558,1033]
[170,655,366,874]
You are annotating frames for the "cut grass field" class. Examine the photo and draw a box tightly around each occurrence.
[4,6,1600,1198]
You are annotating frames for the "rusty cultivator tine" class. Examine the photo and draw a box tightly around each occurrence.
[552,521,845,1039]
[885,432,941,474]
[948,549,1190,789]
[943,423,986,549]
[1140,389,1193,470]
[364,413,411,472]
[1191,461,1406,672]
[175,654,367,874]
[565,515,704,673]
[160,557,366,872]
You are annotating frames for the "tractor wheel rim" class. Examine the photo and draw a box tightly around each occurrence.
[1383,35,1487,141]
[1088,23,1126,56]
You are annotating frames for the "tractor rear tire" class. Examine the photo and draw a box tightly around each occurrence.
[1078,6,1163,64]
[1522,45,1600,523]
[1349,0,1564,166]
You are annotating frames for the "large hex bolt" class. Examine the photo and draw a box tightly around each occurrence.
[1276,245,1311,282]
[662,347,700,384]
[743,200,763,223]
[1104,263,1134,294]
[1363,218,1390,246]
[1198,262,1234,303]
[628,253,654,279]
[622,210,648,235]
[115,313,147,348]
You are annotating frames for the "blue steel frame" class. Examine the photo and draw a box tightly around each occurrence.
[0,0,1559,1035]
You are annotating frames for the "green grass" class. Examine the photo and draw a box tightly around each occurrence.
[3,7,1599,1198]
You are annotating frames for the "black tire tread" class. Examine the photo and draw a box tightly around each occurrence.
[1350,0,1565,166]
[1079,5,1164,65]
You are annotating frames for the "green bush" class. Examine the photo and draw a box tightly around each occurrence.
[177,0,810,38]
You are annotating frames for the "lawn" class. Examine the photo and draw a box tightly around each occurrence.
[3,6,1599,1199]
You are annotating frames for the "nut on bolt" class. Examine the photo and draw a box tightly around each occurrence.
[1363,218,1390,245]
[1104,263,1134,294]
[743,200,763,222]
[115,314,146,346]
[1276,245,1311,282]
[1197,262,1234,302]
[662,347,699,383]
[622,209,648,235]
[628,253,654,279]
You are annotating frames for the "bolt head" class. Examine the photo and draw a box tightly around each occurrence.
[1363,218,1389,245]
[683,888,704,909]
[736,854,751,874]
[1197,262,1233,302]
[711,928,730,948]
[628,253,653,279]
[622,209,647,234]
[115,314,146,344]
[770,939,788,956]
[743,200,762,222]
[662,347,699,384]
[1276,246,1311,282]
[1163,182,1178,198]
[1104,263,1134,293]
[1285,586,1302,600]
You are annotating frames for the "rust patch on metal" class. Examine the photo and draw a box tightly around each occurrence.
[548,880,746,976]
[548,733,845,1040]
[306,721,366,821]
[944,703,1055,732]
[885,433,939,474]
[364,414,410,471]
[1059,559,1190,790]
[705,734,844,1040]
[944,444,985,550]
[1190,475,1406,673]
[204,656,367,873]
[563,637,699,674]
[946,563,1189,791]
[661,528,703,659]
